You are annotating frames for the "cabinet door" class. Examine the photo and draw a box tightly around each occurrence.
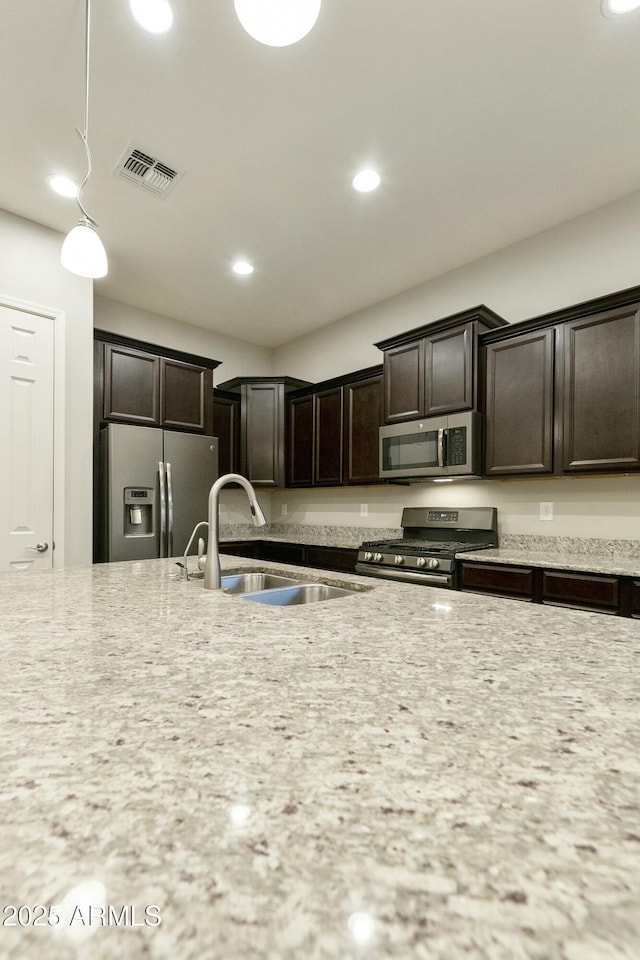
[241,382,285,486]
[305,545,358,573]
[103,343,160,425]
[161,358,211,433]
[383,340,424,422]
[258,541,306,565]
[484,329,555,475]
[213,393,240,476]
[561,305,640,472]
[344,375,383,484]
[425,322,473,414]
[314,387,343,485]
[287,395,314,486]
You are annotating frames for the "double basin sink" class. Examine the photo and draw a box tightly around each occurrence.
[221,571,360,606]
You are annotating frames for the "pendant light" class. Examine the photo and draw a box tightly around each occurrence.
[234,0,321,47]
[61,0,108,279]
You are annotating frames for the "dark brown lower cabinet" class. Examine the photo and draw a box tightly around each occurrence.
[218,540,357,574]
[458,562,534,600]
[217,541,261,559]
[630,580,640,618]
[542,571,618,612]
[305,545,358,573]
[459,560,633,617]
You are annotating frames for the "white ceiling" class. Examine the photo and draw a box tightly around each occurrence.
[1,1,639,347]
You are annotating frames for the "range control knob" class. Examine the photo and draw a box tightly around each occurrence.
[416,557,427,568]
[373,553,384,562]
[394,555,404,565]
[426,557,440,570]
[363,551,373,561]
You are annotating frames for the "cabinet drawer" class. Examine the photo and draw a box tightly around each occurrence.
[459,562,534,598]
[542,571,619,611]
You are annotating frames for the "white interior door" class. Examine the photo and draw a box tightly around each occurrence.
[0,303,54,571]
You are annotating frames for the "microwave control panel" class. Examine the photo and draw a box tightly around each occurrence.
[447,426,467,465]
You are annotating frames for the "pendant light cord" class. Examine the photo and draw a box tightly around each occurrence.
[76,0,98,227]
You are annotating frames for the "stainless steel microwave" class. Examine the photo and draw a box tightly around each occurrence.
[379,411,482,479]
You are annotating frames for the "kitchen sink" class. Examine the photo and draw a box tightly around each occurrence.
[238,582,359,606]
[221,572,301,594]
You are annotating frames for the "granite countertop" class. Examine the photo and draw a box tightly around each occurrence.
[456,549,640,578]
[1,555,638,960]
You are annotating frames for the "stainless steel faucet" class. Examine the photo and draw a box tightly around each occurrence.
[204,473,267,590]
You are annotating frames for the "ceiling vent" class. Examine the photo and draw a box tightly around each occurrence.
[114,146,182,197]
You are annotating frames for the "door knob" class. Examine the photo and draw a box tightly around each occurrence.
[26,542,49,553]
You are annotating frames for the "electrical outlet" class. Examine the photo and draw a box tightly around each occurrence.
[539,501,554,521]
[281,503,288,516]
[360,503,368,517]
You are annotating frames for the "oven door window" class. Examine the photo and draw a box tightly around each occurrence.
[382,430,440,471]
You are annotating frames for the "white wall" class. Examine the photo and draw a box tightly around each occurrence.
[0,209,93,566]
[269,191,640,542]
[94,296,272,385]
[272,190,640,382]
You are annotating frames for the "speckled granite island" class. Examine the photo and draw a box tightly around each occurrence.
[1,555,638,960]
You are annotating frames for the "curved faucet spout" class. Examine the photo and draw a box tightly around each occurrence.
[204,473,267,590]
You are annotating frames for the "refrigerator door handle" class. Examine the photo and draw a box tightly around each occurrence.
[158,461,167,558]
[166,460,174,557]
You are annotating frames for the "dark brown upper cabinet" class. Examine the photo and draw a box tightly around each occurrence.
[161,358,209,433]
[96,331,219,436]
[484,328,555,475]
[376,306,507,424]
[212,388,241,476]
[103,342,161,426]
[218,377,310,487]
[314,387,343,486]
[480,285,640,478]
[560,304,640,473]
[288,395,314,487]
[344,373,384,485]
[287,367,383,488]
[382,340,424,423]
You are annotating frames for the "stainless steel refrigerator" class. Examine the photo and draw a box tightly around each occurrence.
[98,423,218,562]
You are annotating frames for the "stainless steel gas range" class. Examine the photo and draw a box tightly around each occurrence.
[356,506,498,589]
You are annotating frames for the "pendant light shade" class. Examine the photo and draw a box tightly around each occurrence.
[61,219,108,279]
[61,0,108,279]
[234,0,321,46]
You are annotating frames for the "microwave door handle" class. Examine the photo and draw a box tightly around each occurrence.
[437,428,445,468]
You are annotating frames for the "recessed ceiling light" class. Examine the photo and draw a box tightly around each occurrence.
[232,260,254,276]
[234,0,321,47]
[352,169,381,193]
[49,175,79,198]
[602,0,640,15]
[129,0,174,34]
